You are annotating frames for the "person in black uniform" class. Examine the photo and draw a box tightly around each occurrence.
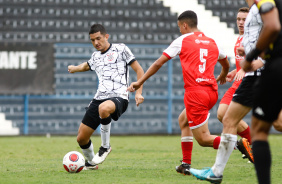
[241,0,282,183]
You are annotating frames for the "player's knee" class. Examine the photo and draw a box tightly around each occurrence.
[99,103,111,117]
[178,114,187,129]
[76,135,87,146]
[76,136,83,145]
[222,115,233,128]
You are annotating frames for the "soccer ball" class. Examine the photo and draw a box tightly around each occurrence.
[63,151,85,173]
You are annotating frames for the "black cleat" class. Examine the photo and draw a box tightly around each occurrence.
[176,161,191,175]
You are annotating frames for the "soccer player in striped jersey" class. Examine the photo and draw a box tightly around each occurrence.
[68,24,144,169]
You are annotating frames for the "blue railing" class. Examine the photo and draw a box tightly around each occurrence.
[0,43,185,135]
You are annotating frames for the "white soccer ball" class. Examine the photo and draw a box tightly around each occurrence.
[63,151,85,173]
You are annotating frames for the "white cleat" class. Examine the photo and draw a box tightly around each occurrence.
[83,161,98,170]
[93,146,112,164]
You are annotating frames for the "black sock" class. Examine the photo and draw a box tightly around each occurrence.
[252,141,271,184]
[100,116,111,125]
[79,139,92,149]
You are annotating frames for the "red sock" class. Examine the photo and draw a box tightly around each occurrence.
[238,126,252,145]
[181,137,193,164]
[213,136,221,149]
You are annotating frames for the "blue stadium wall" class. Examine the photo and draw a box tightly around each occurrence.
[0,43,257,135]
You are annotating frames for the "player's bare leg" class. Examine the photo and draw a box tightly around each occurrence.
[222,101,251,134]
[192,121,218,147]
[189,103,254,183]
[77,123,98,170]
[211,102,253,177]
[93,100,115,164]
[218,103,252,144]
[176,109,193,175]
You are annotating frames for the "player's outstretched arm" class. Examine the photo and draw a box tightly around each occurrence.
[127,55,169,92]
[68,62,90,73]
[216,57,230,85]
[130,60,145,107]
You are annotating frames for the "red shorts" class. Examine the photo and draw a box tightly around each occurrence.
[220,80,242,105]
[184,87,218,129]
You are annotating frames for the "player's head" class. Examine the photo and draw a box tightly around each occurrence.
[89,24,110,52]
[177,10,198,34]
[237,7,249,35]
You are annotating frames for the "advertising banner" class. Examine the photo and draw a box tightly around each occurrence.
[0,42,54,94]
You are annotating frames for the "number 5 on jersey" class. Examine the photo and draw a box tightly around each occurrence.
[199,48,208,73]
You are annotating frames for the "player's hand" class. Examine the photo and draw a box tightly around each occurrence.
[216,74,227,85]
[241,59,253,72]
[135,94,144,107]
[251,59,264,71]
[127,81,141,92]
[236,47,245,56]
[234,69,245,81]
[226,71,235,82]
[68,65,76,73]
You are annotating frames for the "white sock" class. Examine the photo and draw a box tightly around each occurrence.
[100,123,111,149]
[181,136,193,142]
[81,141,95,162]
[212,133,237,177]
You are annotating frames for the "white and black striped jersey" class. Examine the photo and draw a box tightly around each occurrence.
[87,43,136,100]
[242,4,264,77]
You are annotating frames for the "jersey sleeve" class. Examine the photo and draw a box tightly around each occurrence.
[87,53,95,71]
[217,45,227,60]
[163,38,182,59]
[122,45,136,65]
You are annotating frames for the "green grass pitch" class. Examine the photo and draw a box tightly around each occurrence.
[0,135,282,184]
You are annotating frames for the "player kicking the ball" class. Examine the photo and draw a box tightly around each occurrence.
[68,24,144,170]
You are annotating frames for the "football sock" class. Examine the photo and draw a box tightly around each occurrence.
[252,141,271,184]
[100,122,111,149]
[212,133,237,177]
[80,139,95,162]
[100,115,111,125]
[238,126,252,144]
[181,136,193,164]
[213,136,221,149]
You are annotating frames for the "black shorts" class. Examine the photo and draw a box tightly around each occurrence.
[82,97,128,130]
[253,58,282,122]
[232,75,258,107]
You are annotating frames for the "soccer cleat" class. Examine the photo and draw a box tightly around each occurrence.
[175,161,191,175]
[83,161,98,170]
[236,138,254,163]
[93,146,112,164]
[190,167,223,184]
